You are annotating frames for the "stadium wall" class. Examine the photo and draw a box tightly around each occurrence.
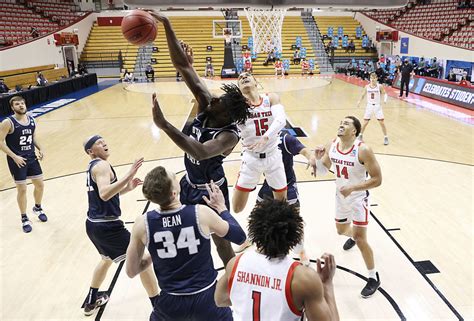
[355,12,473,61]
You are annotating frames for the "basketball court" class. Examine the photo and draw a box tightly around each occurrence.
[0,0,473,319]
[0,73,472,320]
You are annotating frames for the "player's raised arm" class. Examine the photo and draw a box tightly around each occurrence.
[313,142,332,177]
[147,10,211,111]
[152,94,238,160]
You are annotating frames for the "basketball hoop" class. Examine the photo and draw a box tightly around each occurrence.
[244,7,287,54]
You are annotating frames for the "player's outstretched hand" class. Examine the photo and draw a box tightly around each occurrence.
[127,157,144,179]
[128,178,143,190]
[316,253,336,284]
[339,185,353,198]
[314,145,325,160]
[152,93,167,129]
[244,136,269,152]
[202,180,227,213]
[144,9,168,24]
[179,40,194,65]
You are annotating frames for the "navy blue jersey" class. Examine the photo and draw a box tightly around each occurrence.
[280,131,306,185]
[5,115,36,158]
[86,159,121,220]
[146,205,217,294]
[184,113,239,184]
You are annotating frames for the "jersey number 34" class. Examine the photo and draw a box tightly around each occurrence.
[153,227,201,259]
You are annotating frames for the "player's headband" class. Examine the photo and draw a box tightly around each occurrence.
[84,135,102,152]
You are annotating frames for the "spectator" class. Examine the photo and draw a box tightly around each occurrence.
[274,58,283,77]
[30,27,39,38]
[205,60,214,78]
[243,59,252,73]
[348,40,355,53]
[123,69,134,83]
[145,64,155,82]
[36,72,48,86]
[293,48,301,65]
[242,49,251,62]
[0,78,11,94]
[301,58,310,76]
[263,49,276,66]
[78,63,88,75]
[446,69,457,82]
[427,57,440,78]
[415,57,426,76]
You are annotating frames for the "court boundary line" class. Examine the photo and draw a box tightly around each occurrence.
[370,211,464,320]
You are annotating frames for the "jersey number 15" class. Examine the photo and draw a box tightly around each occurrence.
[254,118,269,136]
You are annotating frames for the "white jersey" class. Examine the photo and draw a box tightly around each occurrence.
[237,94,279,153]
[229,251,302,321]
[328,138,367,198]
[366,83,381,105]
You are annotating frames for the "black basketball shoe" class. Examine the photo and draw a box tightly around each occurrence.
[361,272,381,298]
[343,238,356,251]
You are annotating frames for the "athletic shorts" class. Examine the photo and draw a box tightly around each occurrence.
[7,155,43,184]
[257,182,300,206]
[150,283,232,321]
[335,191,370,227]
[364,103,384,120]
[85,219,130,263]
[179,176,230,210]
[236,149,287,192]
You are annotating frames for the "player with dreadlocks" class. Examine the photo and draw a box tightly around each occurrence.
[215,199,340,321]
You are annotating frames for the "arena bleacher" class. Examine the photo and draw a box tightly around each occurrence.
[364,0,473,49]
[0,0,86,47]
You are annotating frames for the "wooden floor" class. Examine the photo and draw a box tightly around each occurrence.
[0,76,472,321]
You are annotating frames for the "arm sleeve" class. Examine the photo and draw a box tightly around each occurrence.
[263,104,286,139]
[220,210,246,245]
[283,134,305,156]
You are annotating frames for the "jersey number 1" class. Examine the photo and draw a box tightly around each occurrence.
[254,118,269,136]
[335,165,349,179]
[252,290,261,321]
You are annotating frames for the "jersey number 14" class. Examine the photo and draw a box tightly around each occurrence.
[335,165,349,179]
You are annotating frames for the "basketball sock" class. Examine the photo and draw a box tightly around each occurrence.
[21,214,28,221]
[87,287,99,305]
[368,269,377,279]
[34,204,41,209]
[149,294,159,307]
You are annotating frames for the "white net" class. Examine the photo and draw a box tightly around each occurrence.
[244,8,287,54]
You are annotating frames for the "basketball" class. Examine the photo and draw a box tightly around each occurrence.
[121,10,157,46]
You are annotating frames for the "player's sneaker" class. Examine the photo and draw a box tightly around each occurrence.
[383,137,389,145]
[361,273,380,298]
[84,294,109,316]
[343,238,356,250]
[32,206,48,222]
[22,217,32,233]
